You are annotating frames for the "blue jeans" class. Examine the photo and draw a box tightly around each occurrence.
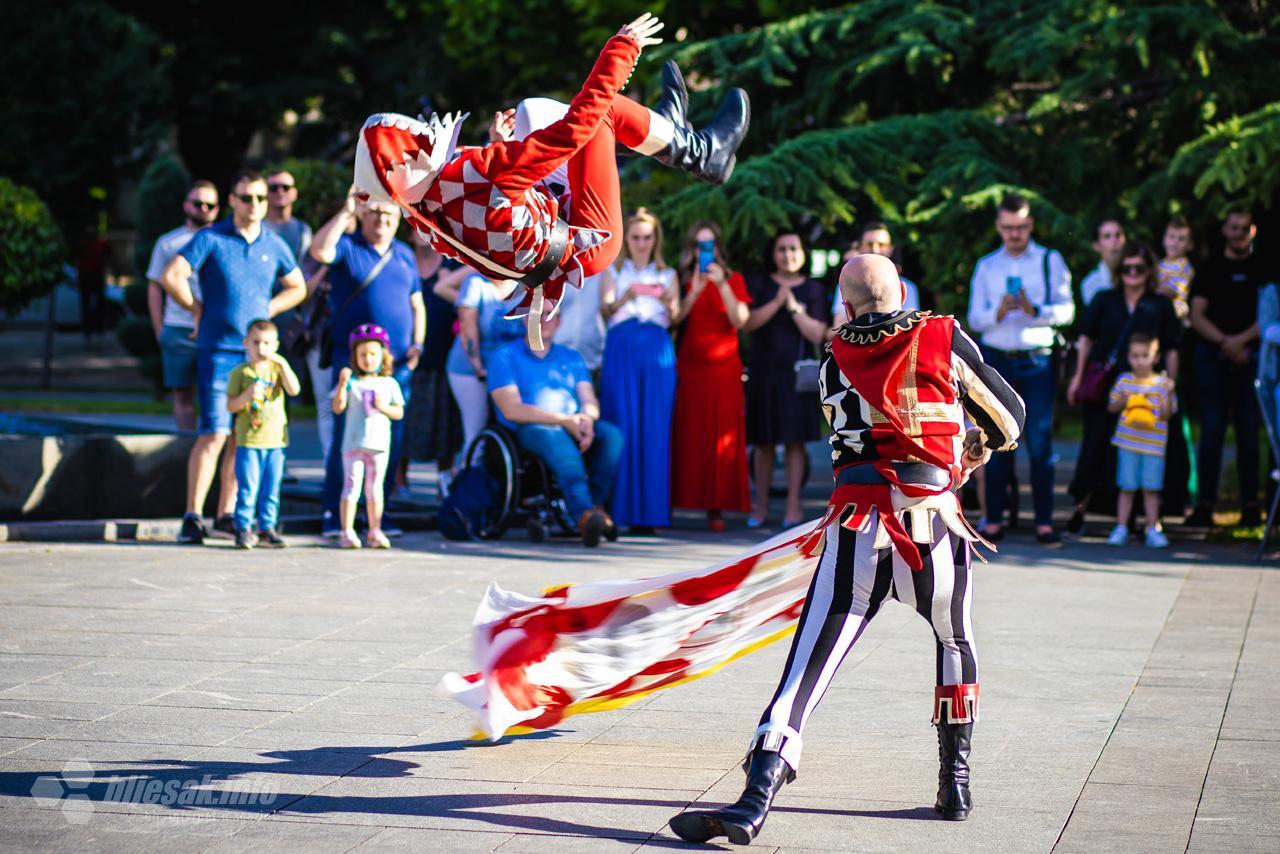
[196,348,244,435]
[1194,343,1260,509]
[516,421,623,520]
[982,346,1056,527]
[234,447,285,532]
[322,363,413,518]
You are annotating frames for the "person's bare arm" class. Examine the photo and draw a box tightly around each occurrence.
[1107,391,1126,414]
[432,265,470,303]
[378,396,405,420]
[332,367,352,414]
[269,268,308,317]
[226,383,255,413]
[576,380,601,421]
[786,292,830,344]
[311,188,358,264]
[599,267,635,320]
[1189,295,1225,345]
[456,306,485,377]
[272,353,301,396]
[711,266,748,328]
[147,280,165,340]
[743,283,787,332]
[1066,335,1094,406]
[406,291,427,370]
[160,255,197,311]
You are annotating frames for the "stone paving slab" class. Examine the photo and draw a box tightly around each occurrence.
[0,535,1277,852]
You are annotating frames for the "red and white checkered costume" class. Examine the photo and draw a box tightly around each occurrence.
[356,34,652,316]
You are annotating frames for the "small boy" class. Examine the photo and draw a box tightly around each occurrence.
[226,319,301,549]
[1156,216,1195,321]
[1107,333,1177,548]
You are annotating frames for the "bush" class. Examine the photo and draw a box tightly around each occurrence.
[133,155,191,278]
[0,178,66,313]
[263,158,349,228]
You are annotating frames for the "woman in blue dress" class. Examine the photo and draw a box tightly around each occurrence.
[599,208,679,533]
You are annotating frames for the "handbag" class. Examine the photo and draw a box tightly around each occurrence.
[1075,305,1138,407]
[794,333,821,394]
[318,249,394,370]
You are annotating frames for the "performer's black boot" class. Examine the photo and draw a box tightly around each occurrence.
[669,742,794,845]
[652,77,749,186]
[935,721,973,820]
[654,60,689,128]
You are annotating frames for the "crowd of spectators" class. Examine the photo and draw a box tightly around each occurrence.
[145,167,1276,550]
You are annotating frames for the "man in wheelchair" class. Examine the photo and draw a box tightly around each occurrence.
[488,313,624,546]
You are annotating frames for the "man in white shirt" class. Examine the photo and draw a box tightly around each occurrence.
[146,180,220,431]
[965,194,1073,544]
[1078,218,1126,309]
[830,222,921,325]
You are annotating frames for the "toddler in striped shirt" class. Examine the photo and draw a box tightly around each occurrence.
[1107,333,1176,548]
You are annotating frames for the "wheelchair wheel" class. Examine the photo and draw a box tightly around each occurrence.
[464,426,520,539]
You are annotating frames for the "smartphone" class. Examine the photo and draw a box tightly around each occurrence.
[633,282,664,298]
[697,239,716,273]
[1004,275,1022,297]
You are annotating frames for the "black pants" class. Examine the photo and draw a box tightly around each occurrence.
[754,514,976,770]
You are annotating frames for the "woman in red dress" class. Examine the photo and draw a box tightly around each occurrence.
[671,221,752,530]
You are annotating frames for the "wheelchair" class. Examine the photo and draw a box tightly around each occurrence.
[462,423,578,542]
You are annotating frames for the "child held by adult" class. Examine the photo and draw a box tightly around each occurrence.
[1106,333,1177,548]
[226,320,301,550]
[1157,216,1195,322]
[332,325,405,549]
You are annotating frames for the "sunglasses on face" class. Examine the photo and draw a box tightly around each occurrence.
[1121,263,1149,275]
[187,200,217,210]
[267,183,294,192]
[235,193,268,204]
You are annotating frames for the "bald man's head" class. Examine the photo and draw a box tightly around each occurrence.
[839,253,903,318]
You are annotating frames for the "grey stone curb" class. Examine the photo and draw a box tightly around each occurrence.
[0,513,437,543]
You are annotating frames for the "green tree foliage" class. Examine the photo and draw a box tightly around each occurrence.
[263,158,351,226]
[0,179,67,313]
[0,2,168,242]
[132,156,192,278]
[647,0,1280,311]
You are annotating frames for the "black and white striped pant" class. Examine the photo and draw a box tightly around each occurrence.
[755,514,977,770]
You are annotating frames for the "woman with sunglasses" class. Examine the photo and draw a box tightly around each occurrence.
[1066,242,1182,533]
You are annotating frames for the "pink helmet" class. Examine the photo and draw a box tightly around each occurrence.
[348,323,390,351]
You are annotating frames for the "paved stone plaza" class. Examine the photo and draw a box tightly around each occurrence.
[0,532,1276,852]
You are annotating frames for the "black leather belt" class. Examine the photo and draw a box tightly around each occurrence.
[519,218,570,288]
[836,463,951,489]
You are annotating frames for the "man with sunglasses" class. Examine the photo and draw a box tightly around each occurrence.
[146,180,220,432]
[965,194,1074,545]
[160,170,308,544]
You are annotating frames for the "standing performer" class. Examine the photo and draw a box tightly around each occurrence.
[351,13,750,342]
[669,254,1026,844]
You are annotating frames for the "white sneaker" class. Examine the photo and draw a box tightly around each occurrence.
[1145,527,1169,549]
[1106,524,1129,546]
[438,470,453,499]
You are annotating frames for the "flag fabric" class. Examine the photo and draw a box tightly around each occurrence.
[439,526,819,741]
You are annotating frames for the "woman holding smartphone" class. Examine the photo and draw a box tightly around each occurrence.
[600,208,679,533]
[671,221,752,530]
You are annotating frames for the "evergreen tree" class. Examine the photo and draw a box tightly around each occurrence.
[642,0,1280,311]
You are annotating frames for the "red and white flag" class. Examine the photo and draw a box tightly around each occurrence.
[440,527,818,740]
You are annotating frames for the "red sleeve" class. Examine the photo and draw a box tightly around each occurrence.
[473,35,641,192]
[728,271,751,304]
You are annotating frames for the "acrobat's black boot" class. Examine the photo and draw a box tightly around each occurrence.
[653,80,750,186]
[653,60,689,128]
[935,720,973,820]
[668,744,794,845]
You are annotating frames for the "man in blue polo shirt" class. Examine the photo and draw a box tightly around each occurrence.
[311,188,426,536]
[488,313,623,547]
[160,170,307,544]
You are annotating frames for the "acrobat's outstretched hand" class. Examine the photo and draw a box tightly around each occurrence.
[618,12,664,48]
